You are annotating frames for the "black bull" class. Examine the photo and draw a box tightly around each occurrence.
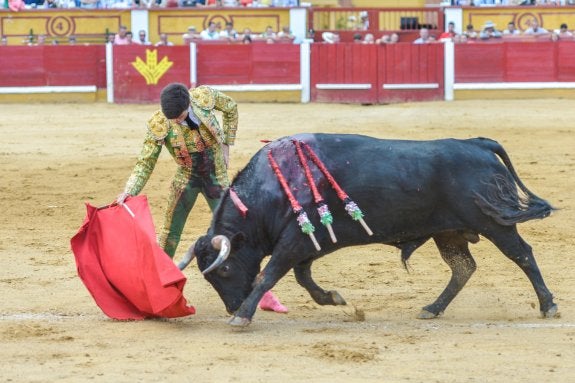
[180,133,558,327]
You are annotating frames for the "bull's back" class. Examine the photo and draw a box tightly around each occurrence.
[240,134,518,246]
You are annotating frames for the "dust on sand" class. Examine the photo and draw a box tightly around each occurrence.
[1,100,574,382]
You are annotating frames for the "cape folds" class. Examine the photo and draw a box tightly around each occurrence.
[70,195,195,320]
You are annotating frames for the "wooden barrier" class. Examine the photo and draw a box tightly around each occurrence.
[379,43,444,103]
[195,43,300,85]
[0,46,106,87]
[311,43,378,104]
[455,41,575,83]
[311,43,444,104]
[2,41,575,104]
[112,45,191,104]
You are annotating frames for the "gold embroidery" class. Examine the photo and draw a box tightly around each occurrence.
[190,86,216,110]
[147,110,170,140]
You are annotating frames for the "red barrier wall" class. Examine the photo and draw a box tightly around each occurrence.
[379,43,444,103]
[311,44,378,104]
[0,46,106,87]
[311,43,444,104]
[3,41,575,104]
[455,42,575,83]
[196,43,300,85]
[113,45,190,104]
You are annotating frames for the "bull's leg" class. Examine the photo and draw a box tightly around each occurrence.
[228,257,293,327]
[419,232,477,319]
[294,260,346,306]
[485,227,558,318]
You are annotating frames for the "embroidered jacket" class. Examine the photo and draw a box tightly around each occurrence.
[124,86,238,196]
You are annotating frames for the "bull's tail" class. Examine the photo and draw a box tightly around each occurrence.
[472,138,555,226]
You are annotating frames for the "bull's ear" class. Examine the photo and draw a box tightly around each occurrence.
[230,232,246,251]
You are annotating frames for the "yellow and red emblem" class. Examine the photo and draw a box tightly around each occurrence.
[132,49,173,85]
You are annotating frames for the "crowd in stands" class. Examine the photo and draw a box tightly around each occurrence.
[109,22,297,45]
[0,22,299,45]
[178,22,296,44]
[408,18,574,44]
[3,0,297,10]
[4,18,575,46]
[454,0,573,5]
[318,17,574,45]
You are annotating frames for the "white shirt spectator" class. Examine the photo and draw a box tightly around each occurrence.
[200,23,220,41]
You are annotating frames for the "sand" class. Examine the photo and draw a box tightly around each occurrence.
[0,100,574,382]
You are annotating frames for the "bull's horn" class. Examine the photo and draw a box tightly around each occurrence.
[202,235,231,275]
[177,242,197,270]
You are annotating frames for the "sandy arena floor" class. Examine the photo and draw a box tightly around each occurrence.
[0,100,574,382]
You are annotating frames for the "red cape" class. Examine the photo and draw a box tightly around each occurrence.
[70,195,195,320]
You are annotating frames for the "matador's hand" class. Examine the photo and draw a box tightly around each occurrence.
[116,192,130,205]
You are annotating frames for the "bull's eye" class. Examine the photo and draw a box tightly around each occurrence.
[217,264,231,277]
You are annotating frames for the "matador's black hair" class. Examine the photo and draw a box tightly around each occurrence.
[160,83,190,119]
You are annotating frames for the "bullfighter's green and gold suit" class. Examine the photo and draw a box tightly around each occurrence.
[123,86,238,258]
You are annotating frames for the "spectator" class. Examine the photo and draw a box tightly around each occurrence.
[241,27,254,41]
[155,33,174,46]
[106,33,115,44]
[68,35,77,45]
[346,15,357,30]
[438,21,457,42]
[413,28,433,44]
[386,33,399,44]
[553,23,573,40]
[463,24,478,40]
[1,36,8,46]
[200,22,220,40]
[182,26,200,44]
[453,34,468,44]
[260,25,277,42]
[79,0,100,8]
[503,21,521,35]
[362,33,375,44]
[321,32,340,44]
[37,34,47,45]
[359,11,369,31]
[524,18,549,35]
[242,34,252,44]
[107,0,131,8]
[277,26,295,43]
[134,0,154,7]
[220,21,238,41]
[136,29,152,45]
[43,0,58,8]
[353,33,362,43]
[114,25,130,45]
[8,0,25,11]
[479,21,502,40]
[125,31,134,45]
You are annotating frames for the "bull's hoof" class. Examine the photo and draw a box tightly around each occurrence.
[417,308,443,319]
[541,304,559,318]
[330,291,347,306]
[228,316,251,327]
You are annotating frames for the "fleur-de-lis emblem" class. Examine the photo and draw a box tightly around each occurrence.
[132,49,174,85]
